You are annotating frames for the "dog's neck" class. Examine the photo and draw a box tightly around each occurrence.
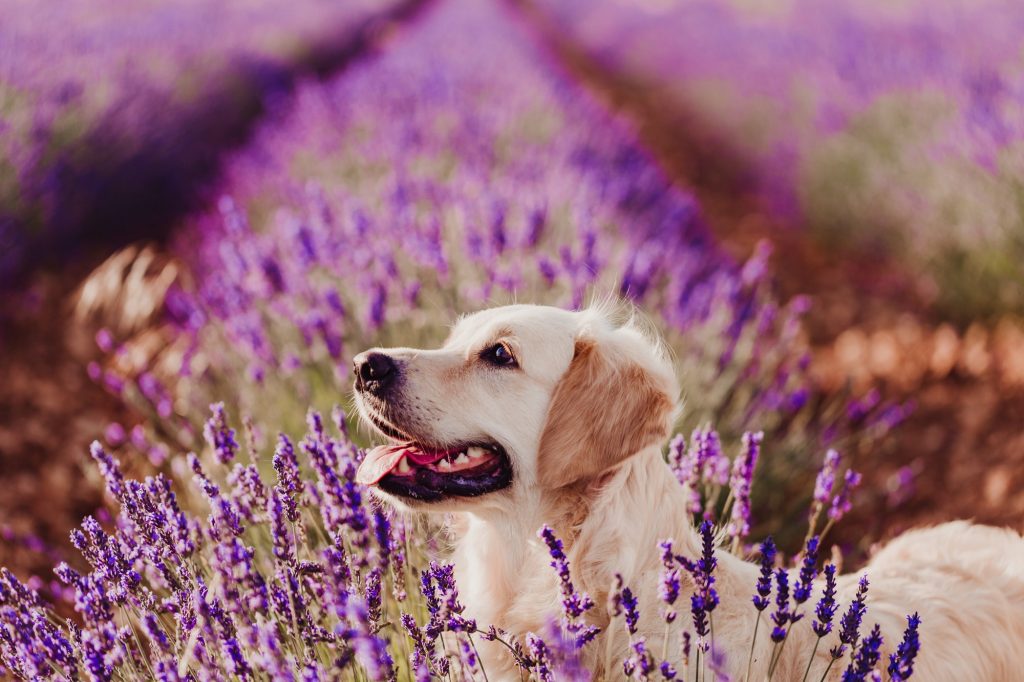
[449,445,720,638]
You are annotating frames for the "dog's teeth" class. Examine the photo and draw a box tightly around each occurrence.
[397,457,411,474]
[454,453,470,465]
[438,459,453,470]
[467,447,486,459]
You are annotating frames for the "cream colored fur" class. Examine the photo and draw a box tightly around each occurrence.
[355,303,1024,681]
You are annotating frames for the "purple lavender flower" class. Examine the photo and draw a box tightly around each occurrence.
[658,540,680,623]
[95,328,116,354]
[830,470,864,522]
[831,575,870,659]
[843,623,883,682]
[769,568,793,643]
[372,510,393,569]
[204,402,239,464]
[727,431,762,541]
[812,564,838,637]
[400,613,433,670]
[89,440,125,500]
[365,569,383,626]
[273,434,302,521]
[140,613,171,653]
[887,613,921,681]
[623,637,654,679]
[539,525,600,646]
[697,520,718,581]
[695,428,729,487]
[752,537,776,611]
[341,597,394,682]
[689,521,719,640]
[668,434,702,514]
[419,560,476,641]
[621,584,640,636]
[104,422,127,447]
[188,452,244,538]
[793,536,820,604]
[814,450,841,504]
[527,633,554,681]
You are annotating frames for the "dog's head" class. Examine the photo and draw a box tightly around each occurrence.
[353,303,679,512]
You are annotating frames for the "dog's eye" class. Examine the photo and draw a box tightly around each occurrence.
[481,343,517,368]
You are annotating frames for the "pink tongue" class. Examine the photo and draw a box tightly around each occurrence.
[405,448,450,465]
[355,444,451,485]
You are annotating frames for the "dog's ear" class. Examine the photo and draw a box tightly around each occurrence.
[537,335,674,489]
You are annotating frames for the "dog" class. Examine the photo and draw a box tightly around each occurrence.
[353,303,1024,680]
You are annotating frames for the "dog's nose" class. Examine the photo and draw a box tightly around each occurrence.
[354,351,398,393]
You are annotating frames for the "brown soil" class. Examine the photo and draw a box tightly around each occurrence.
[0,262,132,582]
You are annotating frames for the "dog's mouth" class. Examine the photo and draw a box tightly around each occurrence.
[355,440,513,502]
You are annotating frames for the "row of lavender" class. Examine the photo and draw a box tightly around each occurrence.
[0,404,918,680]
[97,0,900,472]
[0,0,416,284]
[529,0,1024,318]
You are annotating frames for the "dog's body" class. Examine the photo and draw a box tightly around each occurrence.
[354,303,1024,680]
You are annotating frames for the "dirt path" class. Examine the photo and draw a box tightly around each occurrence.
[516,0,1024,551]
[0,262,134,580]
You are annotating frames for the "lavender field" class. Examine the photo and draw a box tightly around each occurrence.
[529,0,1024,319]
[1,0,1022,679]
[0,0,421,283]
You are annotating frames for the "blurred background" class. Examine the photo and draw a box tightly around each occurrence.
[2,0,1023,587]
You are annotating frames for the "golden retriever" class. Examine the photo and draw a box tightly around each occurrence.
[353,303,1024,680]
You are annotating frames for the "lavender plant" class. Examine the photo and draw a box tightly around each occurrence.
[0,405,919,681]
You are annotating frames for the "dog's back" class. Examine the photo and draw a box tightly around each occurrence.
[861,521,1024,680]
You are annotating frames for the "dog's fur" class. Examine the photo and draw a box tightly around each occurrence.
[355,303,1024,680]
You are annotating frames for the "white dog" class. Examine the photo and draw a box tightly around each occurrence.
[353,303,1024,680]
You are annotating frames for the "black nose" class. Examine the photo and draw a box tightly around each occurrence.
[355,352,398,393]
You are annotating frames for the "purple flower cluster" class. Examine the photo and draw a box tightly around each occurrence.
[769,568,796,643]
[203,402,239,464]
[752,537,777,612]
[669,428,768,529]
[0,404,588,681]
[809,448,864,540]
[844,624,884,682]
[833,576,871,661]
[690,521,721,643]
[608,430,916,682]
[0,411,923,681]
[0,405,406,680]
[888,613,922,681]
[727,431,763,542]
[539,526,600,647]
[812,565,838,638]
[793,536,820,605]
